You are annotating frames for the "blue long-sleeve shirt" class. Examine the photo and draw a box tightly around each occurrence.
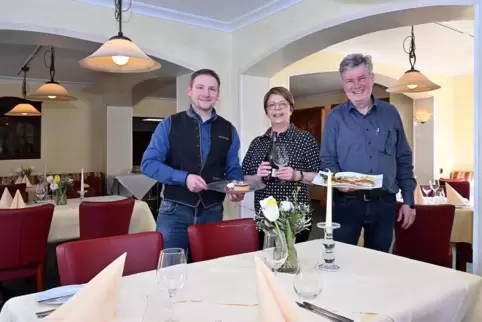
[320,97,416,205]
[141,107,244,186]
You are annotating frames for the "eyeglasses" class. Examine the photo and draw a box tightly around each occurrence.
[267,102,289,110]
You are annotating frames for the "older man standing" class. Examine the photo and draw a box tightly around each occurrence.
[319,54,416,252]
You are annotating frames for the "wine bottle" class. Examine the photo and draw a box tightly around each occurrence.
[263,131,278,181]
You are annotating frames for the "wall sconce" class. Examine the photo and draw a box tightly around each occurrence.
[414,109,432,124]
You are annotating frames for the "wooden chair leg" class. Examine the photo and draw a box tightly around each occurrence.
[36,264,45,292]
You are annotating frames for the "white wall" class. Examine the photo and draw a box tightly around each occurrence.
[390,93,414,150]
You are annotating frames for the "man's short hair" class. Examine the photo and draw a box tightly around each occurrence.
[190,69,221,88]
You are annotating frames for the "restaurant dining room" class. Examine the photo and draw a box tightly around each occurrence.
[0,0,482,321]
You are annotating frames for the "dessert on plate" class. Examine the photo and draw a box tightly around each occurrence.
[225,181,250,192]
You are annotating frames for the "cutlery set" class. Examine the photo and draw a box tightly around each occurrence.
[297,301,354,322]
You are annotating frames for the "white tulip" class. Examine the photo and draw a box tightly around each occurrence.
[47,175,54,183]
[260,196,279,222]
[50,183,58,191]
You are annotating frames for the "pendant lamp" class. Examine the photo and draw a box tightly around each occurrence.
[386,26,440,93]
[5,67,41,116]
[27,47,77,101]
[79,0,161,73]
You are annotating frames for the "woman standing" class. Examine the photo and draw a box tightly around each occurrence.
[242,87,320,248]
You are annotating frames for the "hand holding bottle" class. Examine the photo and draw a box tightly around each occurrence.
[257,162,272,178]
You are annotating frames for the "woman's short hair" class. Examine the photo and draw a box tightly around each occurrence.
[263,86,295,112]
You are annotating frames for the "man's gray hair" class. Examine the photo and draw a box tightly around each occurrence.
[339,54,374,77]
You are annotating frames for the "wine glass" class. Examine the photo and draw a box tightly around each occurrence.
[293,267,323,300]
[157,248,187,322]
[36,183,47,203]
[272,143,289,183]
[263,231,288,275]
[429,179,440,203]
[421,185,431,197]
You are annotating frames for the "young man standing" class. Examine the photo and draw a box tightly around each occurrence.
[141,69,244,252]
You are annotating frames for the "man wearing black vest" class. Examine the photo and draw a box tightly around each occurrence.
[141,69,245,254]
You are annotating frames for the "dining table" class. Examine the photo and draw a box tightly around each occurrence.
[0,239,481,322]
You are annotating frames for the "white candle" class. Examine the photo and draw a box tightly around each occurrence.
[326,170,333,228]
[80,168,84,193]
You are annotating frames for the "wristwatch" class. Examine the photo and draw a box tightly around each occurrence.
[408,204,415,209]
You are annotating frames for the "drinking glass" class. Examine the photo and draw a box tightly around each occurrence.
[272,143,289,184]
[429,179,440,204]
[157,248,187,322]
[36,183,47,203]
[263,231,288,275]
[421,185,431,197]
[293,267,323,300]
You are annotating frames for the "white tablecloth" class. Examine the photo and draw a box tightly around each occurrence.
[43,195,156,243]
[1,241,481,322]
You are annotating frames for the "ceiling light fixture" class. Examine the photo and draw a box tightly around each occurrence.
[5,66,41,116]
[28,47,77,101]
[386,26,441,93]
[79,0,161,73]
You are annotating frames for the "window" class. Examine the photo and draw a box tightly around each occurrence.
[0,97,42,160]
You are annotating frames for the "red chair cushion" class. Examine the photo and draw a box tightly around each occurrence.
[56,232,163,285]
[0,204,54,280]
[79,198,135,240]
[188,218,258,262]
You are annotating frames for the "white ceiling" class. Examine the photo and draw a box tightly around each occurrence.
[79,0,300,31]
[324,20,474,76]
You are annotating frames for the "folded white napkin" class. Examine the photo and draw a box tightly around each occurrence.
[254,256,300,322]
[36,284,84,302]
[15,176,22,184]
[21,175,32,188]
[44,253,126,322]
[414,185,425,205]
[10,190,25,209]
[0,188,12,208]
[446,183,466,206]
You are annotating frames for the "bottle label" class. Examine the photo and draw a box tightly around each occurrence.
[271,168,277,176]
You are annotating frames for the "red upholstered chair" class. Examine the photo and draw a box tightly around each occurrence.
[79,197,135,240]
[0,204,54,291]
[56,232,163,285]
[439,179,471,200]
[188,218,259,262]
[393,202,455,268]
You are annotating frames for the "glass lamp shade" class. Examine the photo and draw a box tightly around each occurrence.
[414,109,432,123]
[5,103,41,116]
[386,69,441,93]
[79,36,161,73]
[27,81,77,101]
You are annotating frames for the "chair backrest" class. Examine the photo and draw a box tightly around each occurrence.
[188,218,258,262]
[79,197,135,240]
[439,179,470,200]
[394,202,455,268]
[0,204,54,270]
[56,232,163,285]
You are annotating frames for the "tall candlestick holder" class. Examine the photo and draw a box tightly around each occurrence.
[78,190,86,200]
[316,222,341,272]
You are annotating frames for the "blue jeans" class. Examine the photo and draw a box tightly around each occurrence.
[332,193,396,252]
[156,200,223,254]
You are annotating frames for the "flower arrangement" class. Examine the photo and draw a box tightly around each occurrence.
[47,175,73,205]
[17,165,34,178]
[255,186,312,273]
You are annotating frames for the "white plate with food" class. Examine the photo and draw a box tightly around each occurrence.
[312,171,383,190]
[207,180,266,193]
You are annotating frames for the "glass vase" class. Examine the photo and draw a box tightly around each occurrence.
[55,190,67,206]
[277,236,299,274]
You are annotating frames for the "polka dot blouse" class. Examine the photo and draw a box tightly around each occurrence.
[242,123,321,215]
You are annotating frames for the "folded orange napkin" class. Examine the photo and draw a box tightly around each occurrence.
[255,256,300,322]
[44,253,126,322]
[10,190,25,209]
[446,183,466,206]
[0,188,12,208]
